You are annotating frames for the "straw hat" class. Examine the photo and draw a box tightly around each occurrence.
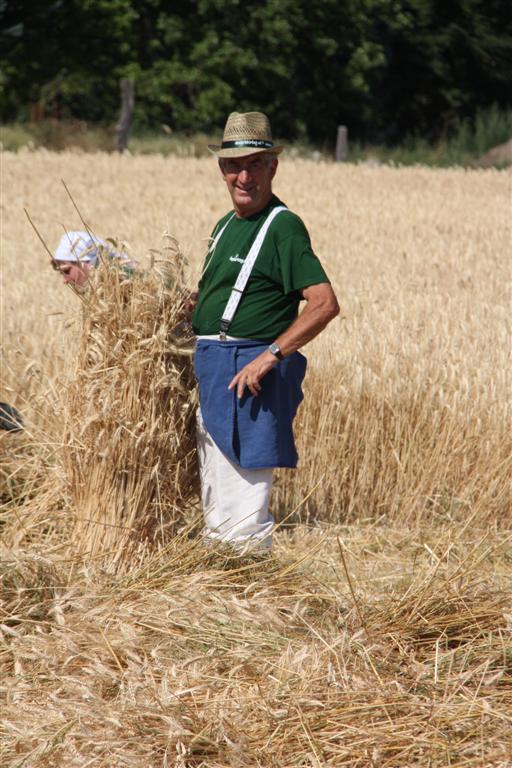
[208,111,284,158]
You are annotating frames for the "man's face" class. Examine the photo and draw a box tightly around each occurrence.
[220,152,278,217]
[52,260,91,287]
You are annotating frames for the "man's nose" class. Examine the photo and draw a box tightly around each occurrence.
[238,168,252,183]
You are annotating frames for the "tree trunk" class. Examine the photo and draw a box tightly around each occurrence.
[115,79,135,153]
[335,125,348,162]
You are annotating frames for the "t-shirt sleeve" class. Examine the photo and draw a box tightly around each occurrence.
[274,214,330,295]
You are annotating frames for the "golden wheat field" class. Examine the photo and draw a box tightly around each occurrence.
[1,149,511,767]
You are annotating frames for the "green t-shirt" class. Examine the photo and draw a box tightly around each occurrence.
[192,195,329,340]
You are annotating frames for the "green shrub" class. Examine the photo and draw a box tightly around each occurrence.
[2,106,510,167]
[350,105,512,168]
[0,123,35,151]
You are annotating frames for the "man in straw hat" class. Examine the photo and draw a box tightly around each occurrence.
[192,111,339,553]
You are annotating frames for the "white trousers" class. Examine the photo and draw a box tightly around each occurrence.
[196,407,274,551]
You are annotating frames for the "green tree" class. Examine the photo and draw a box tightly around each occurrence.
[366,0,512,141]
[1,0,510,144]
[0,0,136,121]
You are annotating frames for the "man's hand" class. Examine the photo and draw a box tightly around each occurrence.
[228,350,277,398]
[185,291,199,314]
[228,282,339,399]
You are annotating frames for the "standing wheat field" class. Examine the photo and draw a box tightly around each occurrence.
[0,151,511,766]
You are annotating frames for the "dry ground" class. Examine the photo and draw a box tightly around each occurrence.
[1,524,510,767]
[0,151,511,766]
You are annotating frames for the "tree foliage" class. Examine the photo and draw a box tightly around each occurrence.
[1,0,510,144]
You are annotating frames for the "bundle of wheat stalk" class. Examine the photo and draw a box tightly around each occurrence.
[57,234,199,569]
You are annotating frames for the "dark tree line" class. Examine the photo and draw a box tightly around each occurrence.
[1,0,511,144]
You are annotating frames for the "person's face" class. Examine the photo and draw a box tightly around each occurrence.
[220,153,278,217]
[52,260,91,287]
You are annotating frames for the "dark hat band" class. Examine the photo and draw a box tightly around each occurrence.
[221,139,274,149]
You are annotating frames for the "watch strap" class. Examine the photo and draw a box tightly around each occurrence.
[268,342,284,360]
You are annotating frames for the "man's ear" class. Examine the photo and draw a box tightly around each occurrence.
[270,158,278,180]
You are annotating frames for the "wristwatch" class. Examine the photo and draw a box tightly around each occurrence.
[268,342,284,361]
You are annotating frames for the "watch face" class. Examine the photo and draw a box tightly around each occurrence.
[269,343,282,358]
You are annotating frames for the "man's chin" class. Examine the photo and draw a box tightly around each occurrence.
[235,191,256,205]
[234,194,260,216]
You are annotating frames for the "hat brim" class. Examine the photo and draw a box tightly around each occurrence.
[53,254,97,263]
[208,145,284,158]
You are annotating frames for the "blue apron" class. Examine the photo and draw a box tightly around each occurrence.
[194,338,307,469]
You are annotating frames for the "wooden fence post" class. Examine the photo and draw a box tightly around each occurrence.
[335,125,348,162]
[116,78,134,153]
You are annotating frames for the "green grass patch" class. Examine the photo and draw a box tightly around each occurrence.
[2,106,510,167]
[350,105,512,167]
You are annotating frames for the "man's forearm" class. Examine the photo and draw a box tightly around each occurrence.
[228,283,339,398]
[274,285,340,358]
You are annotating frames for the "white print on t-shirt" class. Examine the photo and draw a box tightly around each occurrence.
[229,254,245,264]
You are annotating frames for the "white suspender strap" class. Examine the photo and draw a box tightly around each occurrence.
[219,205,287,339]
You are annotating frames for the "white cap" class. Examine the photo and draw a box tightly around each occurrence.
[54,231,110,265]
